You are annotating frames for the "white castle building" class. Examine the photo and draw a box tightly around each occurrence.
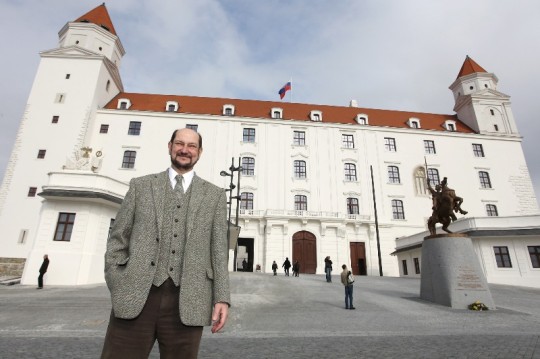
[0,4,539,287]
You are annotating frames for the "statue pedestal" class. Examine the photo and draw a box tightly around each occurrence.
[420,234,496,309]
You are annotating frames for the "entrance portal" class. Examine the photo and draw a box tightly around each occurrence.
[292,231,317,274]
[350,242,367,275]
[237,238,254,272]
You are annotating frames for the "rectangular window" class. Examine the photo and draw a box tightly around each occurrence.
[53,212,76,242]
[402,260,408,275]
[100,124,109,134]
[342,134,355,149]
[473,144,485,157]
[493,246,512,268]
[347,198,359,215]
[186,124,198,131]
[293,131,305,146]
[392,199,405,219]
[528,246,540,268]
[243,128,256,142]
[486,204,498,217]
[37,149,46,159]
[167,104,176,112]
[18,229,28,244]
[122,150,137,169]
[388,166,400,184]
[427,168,440,185]
[344,163,357,181]
[424,140,436,154]
[241,157,255,176]
[65,74,71,79]
[414,258,420,274]
[28,187,37,197]
[293,160,306,179]
[55,93,66,103]
[294,195,307,211]
[240,192,254,210]
[384,137,397,152]
[128,121,141,135]
[479,171,492,188]
[52,115,59,124]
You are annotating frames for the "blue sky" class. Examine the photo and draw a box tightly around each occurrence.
[1,0,540,203]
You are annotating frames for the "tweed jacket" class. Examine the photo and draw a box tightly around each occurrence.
[105,170,231,326]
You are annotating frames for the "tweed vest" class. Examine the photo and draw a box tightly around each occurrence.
[152,180,193,287]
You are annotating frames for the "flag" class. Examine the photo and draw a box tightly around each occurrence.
[278,82,292,99]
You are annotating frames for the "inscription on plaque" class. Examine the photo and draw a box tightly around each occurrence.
[456,266,485,290]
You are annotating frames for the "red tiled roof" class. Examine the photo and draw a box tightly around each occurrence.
[75,3,117,36]
[104,93,474,133]
[456,56,487,79]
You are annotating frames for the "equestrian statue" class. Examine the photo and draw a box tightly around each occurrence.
[427,176,468,235]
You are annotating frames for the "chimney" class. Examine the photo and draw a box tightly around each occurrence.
[349,100,358,107]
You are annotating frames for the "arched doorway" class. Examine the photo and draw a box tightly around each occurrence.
[292,231,317,274]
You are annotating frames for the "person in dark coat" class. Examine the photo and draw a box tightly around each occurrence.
[271,261,278,276]
[292,260,300,277]
[37,254,49,289]
[324,256,333,282]
[282,257,291,276]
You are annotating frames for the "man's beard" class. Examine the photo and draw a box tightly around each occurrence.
[170,153,197,171]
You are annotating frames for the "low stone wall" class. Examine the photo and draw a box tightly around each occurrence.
[0,258,26,276]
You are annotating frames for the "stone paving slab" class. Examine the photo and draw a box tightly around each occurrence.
[0,272,539,358]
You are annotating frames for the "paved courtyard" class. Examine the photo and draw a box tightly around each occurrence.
[0,272,539,358]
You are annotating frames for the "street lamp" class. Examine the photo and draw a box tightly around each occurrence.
[220,157,242,270]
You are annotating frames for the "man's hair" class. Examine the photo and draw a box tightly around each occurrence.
[169,129,203,149]
[342,264,346,269]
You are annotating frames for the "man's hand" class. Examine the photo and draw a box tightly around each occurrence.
[211,302,229,333]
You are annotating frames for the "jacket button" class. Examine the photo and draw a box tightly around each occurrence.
[173,234,177,237]
[169,267,173,271]
[172,250,176,254]
[175,219,179,222]
[156,237,159,242]
[151,261,155,266]
[177,205,181,208]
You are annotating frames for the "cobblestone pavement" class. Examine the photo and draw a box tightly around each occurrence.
[0,272,539,358]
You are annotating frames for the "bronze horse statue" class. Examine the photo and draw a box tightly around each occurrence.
[427,177,467,235]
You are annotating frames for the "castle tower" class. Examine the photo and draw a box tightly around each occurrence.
[449,56,519,135]
[0,4,124,265]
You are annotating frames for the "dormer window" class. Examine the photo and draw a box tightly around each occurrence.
[356,114,368,125]
[310,110,322,122]
[444,120,457,132]
[223,104,235,116]
[407,118,421,129]
[272,108,283,119]
[117,98,131,110]
[166,101,178,112]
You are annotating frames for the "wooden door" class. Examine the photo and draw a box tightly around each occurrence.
[350,242,367,275]
[292,231,317,274]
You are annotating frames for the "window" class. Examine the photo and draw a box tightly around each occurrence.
[293,131,305,146]
[18,229,28,244]
[128,121,141,135]
[427,168,440,186]
[53,212,76,241]
[166,101,178,112]
[106,80,110,92]
[494,124,499,131]
[347,198,359,215]
[493,246,512,268]
[342,134,355,149]
[414,258,420,274]
[55,93,65,103]
[344,163,357,181]
[392,199,405,219]
[411,121,419,128]
[100,124,109,134]
[28,187,37,197]
[388,166,400,184]
[122,150,137,169]
[293,160,306,179]
[424,140,436,154]
[479,171,492,188]
[240,192,254,210]
[490,109,495,116]
[384,137,396,152]
[52,115,59,124]
[408,118,420,128]
[472,144,485,157]
[294,195,307,211]
[108,219,115,240]
[65,74,70,79]
[310,110,322,122]
[186,124,198,131]
[402,260,408,275]
[118,100,130,109]
[356,114,368,125]
[272,108,283,119]
[167,104,176,112]
[486,204,498,217]
[528,246,540,268]
[243,128,256,142]
[445,121,456,131]
[223,105,235,116]
[242,157,255,176]
[37,149,46,159]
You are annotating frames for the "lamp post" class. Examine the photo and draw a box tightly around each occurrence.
[220,157,242,271]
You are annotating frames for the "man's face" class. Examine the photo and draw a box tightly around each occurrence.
[168,129,202,172]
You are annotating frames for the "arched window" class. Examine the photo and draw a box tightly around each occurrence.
[479,171,492,188]
[486,204,498,216]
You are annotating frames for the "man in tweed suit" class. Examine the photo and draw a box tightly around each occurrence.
[101,128,230,358]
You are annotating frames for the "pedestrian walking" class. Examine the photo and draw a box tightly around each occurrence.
[272,261,278,276]
[282,257,291,276]
[37,254,49,289]
[292,260,300,277]
[324,256,333,282]
[340,264,355,310]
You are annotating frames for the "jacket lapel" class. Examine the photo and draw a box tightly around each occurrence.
[152,170,169,236]
[187,175,207,238]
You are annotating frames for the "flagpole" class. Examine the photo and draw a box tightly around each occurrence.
[290,77,292,103]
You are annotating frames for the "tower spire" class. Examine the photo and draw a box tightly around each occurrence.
[456,55,487,79]
[75,3,117,35]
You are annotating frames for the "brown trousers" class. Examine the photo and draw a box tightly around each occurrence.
[101,278,203,359]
